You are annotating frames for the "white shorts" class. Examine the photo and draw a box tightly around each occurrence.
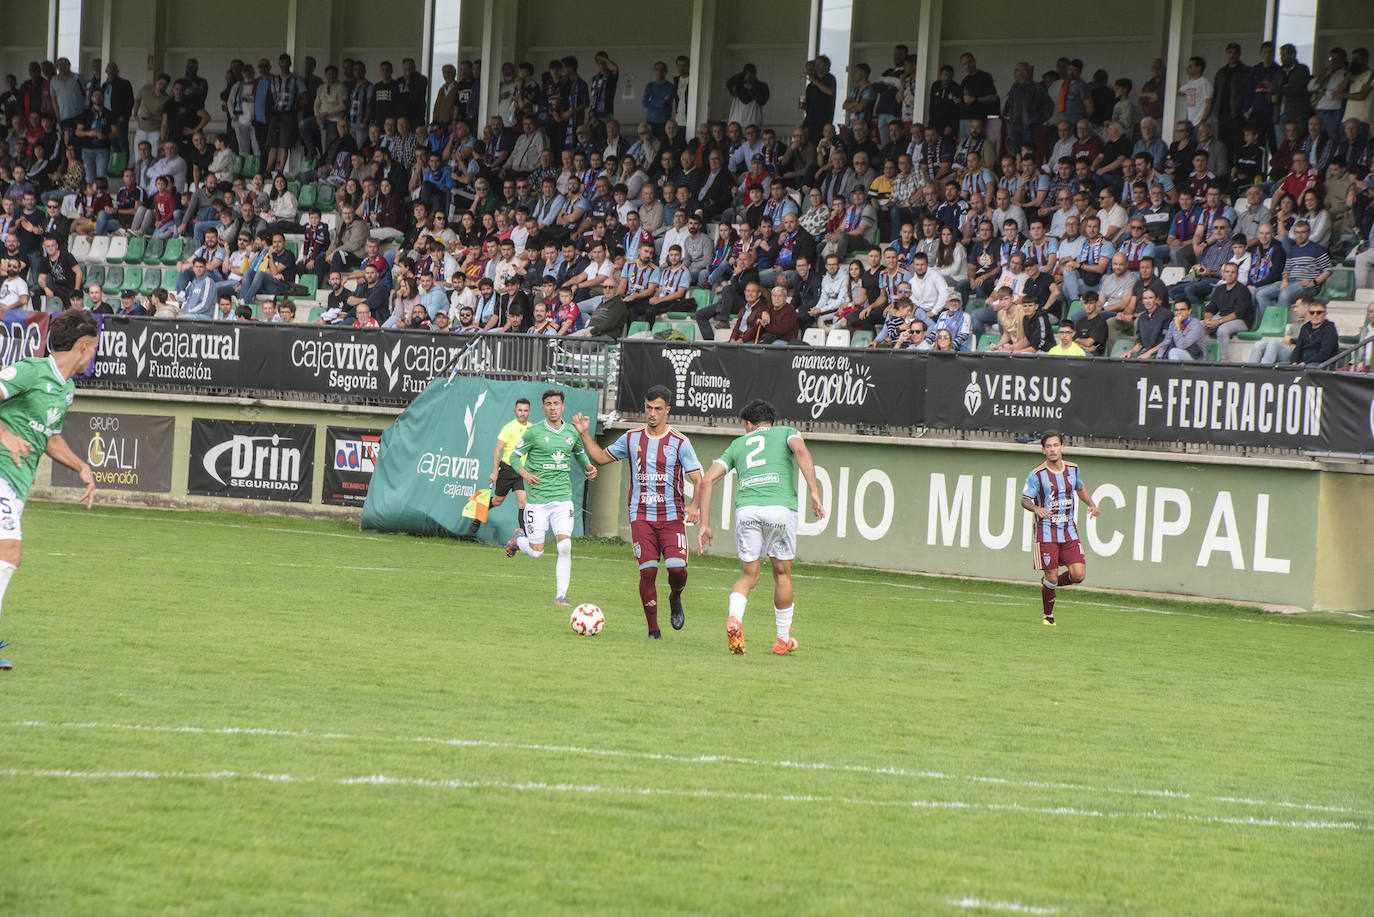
[734,504,798,563]
[525,500,574,543]
[0,479,24,541]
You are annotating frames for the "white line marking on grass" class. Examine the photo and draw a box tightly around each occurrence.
[13,720,1369,819]
[949,898,1059,914]
[0,767,1368,831]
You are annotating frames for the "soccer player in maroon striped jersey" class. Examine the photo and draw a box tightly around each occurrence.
[572,385,702,639]
[1020,430,1100,625]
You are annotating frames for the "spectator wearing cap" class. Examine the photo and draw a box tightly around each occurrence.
[934,290,973,351]
[117,289,146,316]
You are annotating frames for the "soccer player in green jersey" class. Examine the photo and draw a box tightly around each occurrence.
[506,389,597,607]
[0,310,101,670]
[697,399,824,656]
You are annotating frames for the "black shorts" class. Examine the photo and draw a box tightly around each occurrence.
[493,461,524,498]
[266,113,299,148]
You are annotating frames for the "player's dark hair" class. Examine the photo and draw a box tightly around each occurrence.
[49,309,99,352]
[739,399,776,426]
[1040,429,1063,447]
[515,398,531,407]
[542,389,564,403]
[644,384,672,406]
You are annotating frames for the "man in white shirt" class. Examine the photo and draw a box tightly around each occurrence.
[907,252,949,316]
[1095,186,1129,241]
[1177,57,1213,127]
[808,253,848,327]
[0,258,30,310]
[990,187,1028,234]
[661,208,691,268]
[143,140,188,195]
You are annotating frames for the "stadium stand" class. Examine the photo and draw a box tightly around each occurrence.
[0,37,1369,367]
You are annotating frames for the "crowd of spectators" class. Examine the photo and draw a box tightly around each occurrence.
[0,41,1369,362]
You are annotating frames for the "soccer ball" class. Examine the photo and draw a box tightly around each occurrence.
[570,603,605,636]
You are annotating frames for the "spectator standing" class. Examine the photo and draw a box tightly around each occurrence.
[1178,57,1213,128]
[643,62,675,140]
[803,56,838,141]
[958,53,999,137]
[726,65,770,130]
[1272,44,1312,147]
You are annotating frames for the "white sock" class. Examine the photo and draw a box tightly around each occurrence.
[775,605,794,641]
[728,591,747,622]
[517,534,542,559]
[0,560,14,620]
[555,540,571,598]
[1042,577,1057,590]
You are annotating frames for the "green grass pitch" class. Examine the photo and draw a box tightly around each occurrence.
[2,503,1371,915]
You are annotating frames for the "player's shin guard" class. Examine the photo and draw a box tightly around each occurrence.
[517,534,542,558]
[665,560,687,602]
[728,590,747,622]
[774,604,793,640]
[0,560,14,619]
[555,540,571,598]
[638,562,660,632]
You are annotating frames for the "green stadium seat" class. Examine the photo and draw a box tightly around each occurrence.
[243,155,261,177]
[671,322,697,340]
[664,311,691,320]
[1191,302,1204,319]
[308,306,327,323]
[161,237,183,265]
[85,264,106,289]
[317,192,335,213]
[976,332,1000,351]
[232,155,246,177]
[1205,341,1221,361]
[851,330,876,347]
[106,151,127,177]
[627,321,652,338]
[1236,305,1288,341]
[123,235,146,264]
[298,183,317,208]
[101,265,125,294]
[143,236,166,263]
[288,181,300,197]
[691,288,711,310]
[123,266,143,291]
[161,267,178,288]
[1109,338,1134,358]
[650,321,674,335]
[1323,269,1354,301]
[286,241,301,258]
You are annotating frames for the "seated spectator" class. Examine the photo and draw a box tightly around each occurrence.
[1254,220,1331,313]
[1287,296,1340,366]
[1155,300,1206,359]
[1047,320,1086,356]
[1122,287,1169,358]
[1202,261,1255,355]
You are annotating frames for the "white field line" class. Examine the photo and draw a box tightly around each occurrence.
[949,898,1060,915]
[38,508,1374,634]
[13,720,1370,819]
[0,766,1367,832]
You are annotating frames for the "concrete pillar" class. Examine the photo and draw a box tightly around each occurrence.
[284,0,299,65]
[1160,0,1193,132]
[99,0,112,74]
[912,0,942,126]
[477,0,513,127]
[686,0,718,129]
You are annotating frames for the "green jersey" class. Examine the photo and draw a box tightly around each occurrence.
[512,420,590,503]
[0,356,76,500]
[715,425,801,511]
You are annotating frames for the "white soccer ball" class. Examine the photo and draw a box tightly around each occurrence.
[570,603,605,636]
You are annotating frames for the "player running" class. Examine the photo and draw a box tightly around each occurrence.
[471,398,531,537]
[506,389,597,608]
[1021,429,1099,626]
[0,310,100,670]
[697,399,824,656]
[571,384,702,639]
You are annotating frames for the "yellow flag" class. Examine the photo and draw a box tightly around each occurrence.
[461,488,493,522]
